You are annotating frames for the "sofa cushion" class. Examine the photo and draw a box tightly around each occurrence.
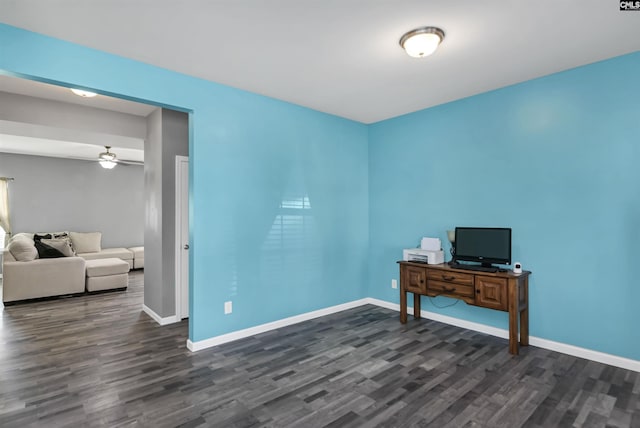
[70,232,102,253]
[52,232,76,255]
[41,238,75,257]
[129,247,144,269]
[78,248,133,261]
[85,258,130,277]
[128,246,144,258]
[34,240,66,259]
[133,257,144,269]
[7,238,38,262]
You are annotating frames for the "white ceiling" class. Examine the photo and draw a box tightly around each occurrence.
[0,75,148,163]
[0,75,156,117]
[0,1,639,123]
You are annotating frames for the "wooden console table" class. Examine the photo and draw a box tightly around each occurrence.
[398,261,531,355]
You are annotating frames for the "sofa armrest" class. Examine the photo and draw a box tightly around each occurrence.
[3,257,86,303]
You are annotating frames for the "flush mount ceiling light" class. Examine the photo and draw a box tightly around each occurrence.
[98,146,117,169]
[70,88,98,98]
[399,26,445,58]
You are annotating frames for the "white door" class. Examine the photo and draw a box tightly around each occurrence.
[175,156,189,319]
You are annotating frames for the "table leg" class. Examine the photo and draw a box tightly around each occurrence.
[520,307,529,346]
[509,308,518,355]
[520,278,529,346]
[508,278,519,355]
[400,289,407,324]
[413,293,421,319]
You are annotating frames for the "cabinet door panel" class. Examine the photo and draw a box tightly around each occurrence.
[475,276,508,311]
[402,265,427,294]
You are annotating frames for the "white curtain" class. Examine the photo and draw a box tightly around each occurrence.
[0,178,11,247]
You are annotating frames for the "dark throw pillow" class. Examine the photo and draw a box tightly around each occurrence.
[34,240,65,259]
[34,233,53,242]
[40,239,74,257]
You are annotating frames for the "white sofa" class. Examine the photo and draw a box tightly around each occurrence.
[2,231,143,304]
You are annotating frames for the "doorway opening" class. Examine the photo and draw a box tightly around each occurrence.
[0,74,192,335]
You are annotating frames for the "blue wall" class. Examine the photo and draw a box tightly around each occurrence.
[0,24,369,342]
[2,23,638,361]
[369,52,640,361]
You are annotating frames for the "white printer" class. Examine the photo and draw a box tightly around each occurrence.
[402,236,445,264]
[402,248,445,264]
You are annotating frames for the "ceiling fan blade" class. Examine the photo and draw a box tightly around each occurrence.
[116,159,144,166]
[64,156,143,166]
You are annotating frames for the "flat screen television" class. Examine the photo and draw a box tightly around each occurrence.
[454,227,511,268]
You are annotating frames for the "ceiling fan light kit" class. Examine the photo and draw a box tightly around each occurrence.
[399,26,445,58]
[98,146,118,169]
[99,160,117,169]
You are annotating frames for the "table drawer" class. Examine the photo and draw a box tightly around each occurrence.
[427,280,475,298]
[426,270,474,286]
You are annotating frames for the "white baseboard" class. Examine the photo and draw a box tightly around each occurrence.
[527,337,640,373]
[365,298,640,373]
[187,298,370,352]
[142,304,179,326]
[183,296,639,372]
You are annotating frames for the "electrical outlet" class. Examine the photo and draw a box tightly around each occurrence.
[224,301,232,314]
[391,279,398,289]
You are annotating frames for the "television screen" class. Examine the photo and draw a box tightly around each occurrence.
[454,227,511,266]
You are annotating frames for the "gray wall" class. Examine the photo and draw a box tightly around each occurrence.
[144,109,163,313]
[144,109,189,317]
[0,152,144,247]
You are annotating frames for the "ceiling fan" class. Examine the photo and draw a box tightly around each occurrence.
[97,146,143,169]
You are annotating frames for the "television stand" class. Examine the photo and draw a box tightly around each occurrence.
[398,261,531,355]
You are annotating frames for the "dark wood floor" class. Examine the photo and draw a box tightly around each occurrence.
[0,271,638,427]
